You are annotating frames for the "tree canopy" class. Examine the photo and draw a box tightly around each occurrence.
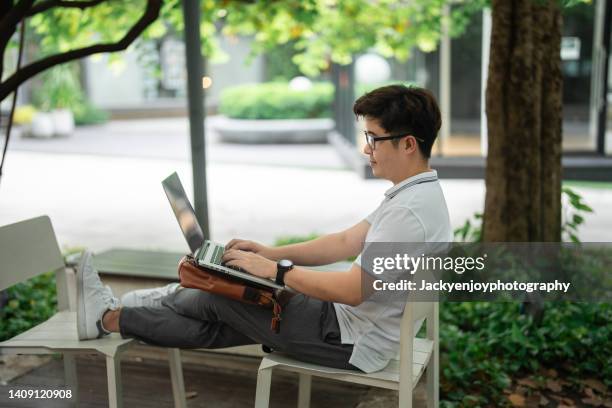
[1,0,488,100]
[0,0,162,101]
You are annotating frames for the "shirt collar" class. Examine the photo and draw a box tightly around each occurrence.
[384,170,439,200]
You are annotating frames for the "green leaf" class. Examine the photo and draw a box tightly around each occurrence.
[574,203,594,213]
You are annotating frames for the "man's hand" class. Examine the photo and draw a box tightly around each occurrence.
[222,249,276,279]
[225,239,271,256]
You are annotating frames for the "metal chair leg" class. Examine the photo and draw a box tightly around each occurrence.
[63,353,78,406]
[297,373,312,408]
[106,354,123,408]
[426,344,439,408]
[398,388,413,408]
[427,303,440,408]
[168,348,187,408]
[254,367,273,408]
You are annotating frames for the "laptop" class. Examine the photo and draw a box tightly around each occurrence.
[162,172,284,291]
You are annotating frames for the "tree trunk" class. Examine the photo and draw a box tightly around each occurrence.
[483,0,562,242]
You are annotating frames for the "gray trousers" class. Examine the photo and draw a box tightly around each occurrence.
[119,288,356,370]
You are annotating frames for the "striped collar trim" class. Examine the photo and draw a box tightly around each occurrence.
[385,170,438,200]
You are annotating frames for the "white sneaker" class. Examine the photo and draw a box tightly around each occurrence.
[76,251,120,340]
[120,283,181,308]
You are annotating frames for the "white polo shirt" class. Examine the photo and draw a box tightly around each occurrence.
[333,170,452,373]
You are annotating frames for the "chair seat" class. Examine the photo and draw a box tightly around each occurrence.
[0,311,133,357]
[259,337,433,391]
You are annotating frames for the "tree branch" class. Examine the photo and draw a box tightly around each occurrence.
[0,1,15,22]
[0,0,34,55]
[27,0,106,17]
[0,0,162,101]
[0,21,26,187]
[0,0,12,81]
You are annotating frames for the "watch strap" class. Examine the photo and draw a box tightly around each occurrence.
[275,261,293,286]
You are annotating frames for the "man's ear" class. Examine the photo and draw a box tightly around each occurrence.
[404,137,415,152]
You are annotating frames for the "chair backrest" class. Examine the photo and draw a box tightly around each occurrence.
[397,301,438,393]
[400,301,435,342]
[0,216,65,293]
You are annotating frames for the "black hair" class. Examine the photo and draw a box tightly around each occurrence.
[353,85,442,158]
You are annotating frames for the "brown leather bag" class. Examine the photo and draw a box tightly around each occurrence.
[177,255,284,332]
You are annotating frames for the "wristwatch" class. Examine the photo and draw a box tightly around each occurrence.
[275,259,294,286]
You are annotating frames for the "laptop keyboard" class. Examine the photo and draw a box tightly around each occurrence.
[207,243,245,273]
[210,245,225,266]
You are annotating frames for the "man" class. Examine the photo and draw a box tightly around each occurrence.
[77,85,451,373]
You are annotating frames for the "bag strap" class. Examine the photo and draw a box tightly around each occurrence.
[259,291,282,334]
[270,300,282,333]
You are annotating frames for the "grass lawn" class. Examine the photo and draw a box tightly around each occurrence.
[563,180,612,190]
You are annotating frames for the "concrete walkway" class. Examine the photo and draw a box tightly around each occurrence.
[0,117,610,253]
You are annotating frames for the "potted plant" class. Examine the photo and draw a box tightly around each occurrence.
[29,111,55,138]
[30,64,81,138]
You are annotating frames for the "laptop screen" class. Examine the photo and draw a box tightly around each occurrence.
[162,172,205,254]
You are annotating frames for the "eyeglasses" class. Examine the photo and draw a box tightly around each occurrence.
[363,131,424,151]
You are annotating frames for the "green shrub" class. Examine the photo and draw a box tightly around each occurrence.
[446,189,609,405]
[74,101,109,126]
[440,302,612,405]
[219,82,333,120]
[0,273,57,342]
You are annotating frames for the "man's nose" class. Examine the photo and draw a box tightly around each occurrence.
[363,143,372,155]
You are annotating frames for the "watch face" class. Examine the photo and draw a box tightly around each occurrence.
[278,259,293,268]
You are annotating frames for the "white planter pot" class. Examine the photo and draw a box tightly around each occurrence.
[51,109,75,137]
[29,112,54,138]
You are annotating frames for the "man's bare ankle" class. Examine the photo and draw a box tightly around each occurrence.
[101,308,120,333]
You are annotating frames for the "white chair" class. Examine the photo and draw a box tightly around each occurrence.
[254,301,439,408]
[0,216,187,408]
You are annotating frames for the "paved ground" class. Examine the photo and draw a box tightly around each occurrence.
[0,117,610,253]
[0,352,385,408]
